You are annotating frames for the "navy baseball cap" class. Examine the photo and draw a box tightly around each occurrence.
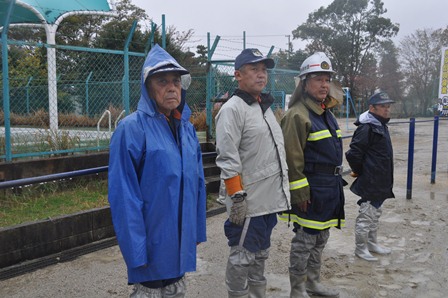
[368,92,395,105]
[234,48,275,70]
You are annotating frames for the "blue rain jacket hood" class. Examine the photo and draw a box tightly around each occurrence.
[108,45,207,283]
[143,44,189,83]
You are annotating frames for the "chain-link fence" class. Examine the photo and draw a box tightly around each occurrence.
[1,41,145,161]
[1,38,304,162]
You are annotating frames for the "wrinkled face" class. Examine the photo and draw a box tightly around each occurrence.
[370,103,392,119]
[305,73,331,102]
[146,72,182,115]
[235,62,268,98]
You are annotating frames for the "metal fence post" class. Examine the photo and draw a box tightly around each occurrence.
[431,116,439,184]
[123,21,137,116]
[45,26,59,133]
[26,76,33,115]
[206,34,220,139]
[85,72,93,117]
[1,0,15,162]
[406,118,415,199]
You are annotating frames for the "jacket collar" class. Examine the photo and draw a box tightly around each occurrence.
[303,96,325,115]
[233,88,275,113]
[355,110,388,126]
[370,111,390,124]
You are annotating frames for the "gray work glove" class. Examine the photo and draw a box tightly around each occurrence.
[229,191,247,226]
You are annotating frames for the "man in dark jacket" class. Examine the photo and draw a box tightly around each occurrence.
[345,91,395,261]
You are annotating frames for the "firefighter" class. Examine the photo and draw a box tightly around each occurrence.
[279,52,345,298]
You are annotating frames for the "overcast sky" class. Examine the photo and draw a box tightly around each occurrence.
[131,0,447,60]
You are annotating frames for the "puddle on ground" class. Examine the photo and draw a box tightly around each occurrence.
[382,213,403,223]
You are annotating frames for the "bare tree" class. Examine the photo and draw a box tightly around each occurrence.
[378,40,405,115]
[354,52,378,110]
[399,28,448,116]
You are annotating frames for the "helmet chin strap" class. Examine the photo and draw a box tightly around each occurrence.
[306,91,326,106]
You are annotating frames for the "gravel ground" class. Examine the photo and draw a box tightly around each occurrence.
[1,117,447,298]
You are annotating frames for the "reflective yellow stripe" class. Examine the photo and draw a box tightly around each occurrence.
[289,178,309,190]
[307,129,332,141]
[307,129,342,141]
[278,213,345,229]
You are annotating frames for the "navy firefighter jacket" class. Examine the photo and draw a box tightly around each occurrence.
[280,96,345,230]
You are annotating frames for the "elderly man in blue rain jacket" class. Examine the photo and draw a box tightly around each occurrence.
[108,44,207,298]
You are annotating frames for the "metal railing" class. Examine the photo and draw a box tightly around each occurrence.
[0,166,108,190]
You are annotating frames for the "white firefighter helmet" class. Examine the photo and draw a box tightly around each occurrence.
[299,52,335,79]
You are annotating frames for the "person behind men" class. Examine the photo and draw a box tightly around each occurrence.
[279,52,345,298]
[215,48,291,298]
[345,91,395,262]
[108,44,207,298]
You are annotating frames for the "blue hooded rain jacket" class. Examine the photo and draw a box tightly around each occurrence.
[108,45,207,284]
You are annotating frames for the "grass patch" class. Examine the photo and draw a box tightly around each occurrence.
[0,178,219,228]
[0,178,108,228]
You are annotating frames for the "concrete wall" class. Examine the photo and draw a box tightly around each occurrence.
[0,207,114,269]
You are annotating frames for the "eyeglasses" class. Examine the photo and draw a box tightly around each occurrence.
[153,77,181,87]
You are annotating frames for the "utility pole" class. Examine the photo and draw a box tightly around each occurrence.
[285,35,291,59]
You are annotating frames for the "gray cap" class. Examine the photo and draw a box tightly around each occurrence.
[368,92,395,105]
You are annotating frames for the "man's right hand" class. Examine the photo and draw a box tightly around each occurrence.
[229,191,247,226]
[350,171,358,178]
[297,200,310,212]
